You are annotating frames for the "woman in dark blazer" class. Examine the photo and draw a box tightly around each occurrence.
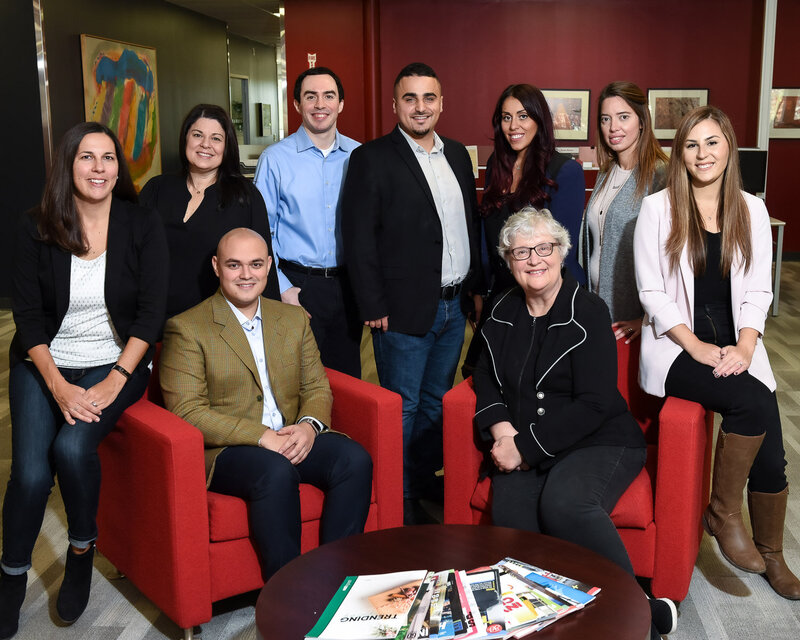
[139,104,278,317]
[0,122,168,637]
[473,207,675,639]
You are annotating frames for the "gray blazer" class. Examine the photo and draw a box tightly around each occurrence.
[580,162,667,321]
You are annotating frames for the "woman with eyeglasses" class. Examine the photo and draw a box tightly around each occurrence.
[473,207,676,639]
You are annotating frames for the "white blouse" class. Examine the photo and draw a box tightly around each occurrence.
[49,252,123,368]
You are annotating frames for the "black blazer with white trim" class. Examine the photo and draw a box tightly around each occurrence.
[473,271,644,470]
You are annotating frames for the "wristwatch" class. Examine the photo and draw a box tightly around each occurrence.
[299,416,329,435]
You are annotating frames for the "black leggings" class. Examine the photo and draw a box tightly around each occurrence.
[665,350,787,493]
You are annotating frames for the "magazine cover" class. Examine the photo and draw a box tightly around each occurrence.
[402,573,436,640]
[499,557,600,597]
[427,571,450,637]
[306,570,428,640]
[463,568,505,636]
[496,560,595,608]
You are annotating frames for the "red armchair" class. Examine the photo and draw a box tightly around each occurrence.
[443,338,713,602]
[96,362,403,639]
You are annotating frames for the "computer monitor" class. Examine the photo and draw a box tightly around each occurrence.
[738,148,768,196]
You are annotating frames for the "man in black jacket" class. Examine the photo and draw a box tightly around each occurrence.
[342,62,480,524]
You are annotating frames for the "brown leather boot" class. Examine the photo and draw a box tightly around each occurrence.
[702,431,766,573]
[748,487,800,599]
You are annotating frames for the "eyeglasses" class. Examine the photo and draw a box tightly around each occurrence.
[509,242,560,261]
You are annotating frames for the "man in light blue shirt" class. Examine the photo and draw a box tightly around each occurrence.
[254,67,362,378]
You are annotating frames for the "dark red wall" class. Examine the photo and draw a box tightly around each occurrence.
[766,0,800,251]
[378,0,764,147]
[284,0,800,250]
[284,0,366,140]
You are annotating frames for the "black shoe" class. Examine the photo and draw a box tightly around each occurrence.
[403,498,438,526]
[649,597,677,636]
[0,569,27,639]
[56,545,95,624]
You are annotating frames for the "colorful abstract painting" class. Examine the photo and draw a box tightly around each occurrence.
[81,35,161,191]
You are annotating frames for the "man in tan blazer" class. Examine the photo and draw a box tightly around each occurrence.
[160,228,372,578]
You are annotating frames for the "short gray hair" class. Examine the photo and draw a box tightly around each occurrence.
[497,206,572,267]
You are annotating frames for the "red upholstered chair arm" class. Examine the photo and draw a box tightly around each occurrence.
[651,395,714,600]
[443,378,482,524]
[326,368,404,530]
[97,397,214,629]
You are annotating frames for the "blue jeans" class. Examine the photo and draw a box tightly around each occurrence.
[491,445,647,576]
[1,361,149,574]
[372,298,466,499]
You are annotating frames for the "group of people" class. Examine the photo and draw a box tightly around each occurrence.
[0,59,796,640]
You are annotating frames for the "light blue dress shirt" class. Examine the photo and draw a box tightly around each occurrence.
[253,126,360,293]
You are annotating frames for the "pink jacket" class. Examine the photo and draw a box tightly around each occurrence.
[633,189,775,397]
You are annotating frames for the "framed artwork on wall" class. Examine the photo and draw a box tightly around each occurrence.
[648,89,709,140]
[542,90,590,140]
[80,34,161,191]
[769,88,800,139]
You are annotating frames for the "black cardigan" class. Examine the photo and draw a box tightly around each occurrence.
[473,272,644,470]
[10,198,169,371]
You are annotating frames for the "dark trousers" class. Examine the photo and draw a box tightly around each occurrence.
[491,445,646,576]
[208,433,372,579]
[284,267,362,379]
[1,361,149,574]
[665,351,787,493]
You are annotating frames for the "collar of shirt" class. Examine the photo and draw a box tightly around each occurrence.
[294,125,358,155]
[398,126,444,155]
[223,296,263,331]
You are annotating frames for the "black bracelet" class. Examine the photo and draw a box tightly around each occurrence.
[112,363,131,379]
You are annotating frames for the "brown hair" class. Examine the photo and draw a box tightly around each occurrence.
[39,122,136,254]
[665,105,751,277]
[595,81,668,198]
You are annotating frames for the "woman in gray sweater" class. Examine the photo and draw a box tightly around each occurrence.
[581,82,668,342]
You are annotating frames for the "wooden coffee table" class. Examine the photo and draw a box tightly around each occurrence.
[256,524,650,639]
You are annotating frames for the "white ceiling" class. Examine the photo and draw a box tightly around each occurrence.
[166,0,282,46]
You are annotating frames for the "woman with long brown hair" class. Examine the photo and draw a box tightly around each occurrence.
[463,84,585,373]
[480,83,586,293]
[581,82,668,342]
[635,106,798,599]
[0,122,168,637]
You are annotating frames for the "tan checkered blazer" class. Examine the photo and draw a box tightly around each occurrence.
[160,290,332,482]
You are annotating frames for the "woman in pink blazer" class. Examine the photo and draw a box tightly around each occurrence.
[634,106,798,599]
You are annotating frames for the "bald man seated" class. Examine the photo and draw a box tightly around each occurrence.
[159,228,372,578]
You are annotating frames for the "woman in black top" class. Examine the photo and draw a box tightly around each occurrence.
[140,104,279,317]
[0,122,168,637]
[635,106,798,599]
[480,84,586,292]
[473,207,675,639]
[463,85,585,374]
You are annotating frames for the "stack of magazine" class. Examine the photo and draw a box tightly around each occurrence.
[305,557,599,639]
